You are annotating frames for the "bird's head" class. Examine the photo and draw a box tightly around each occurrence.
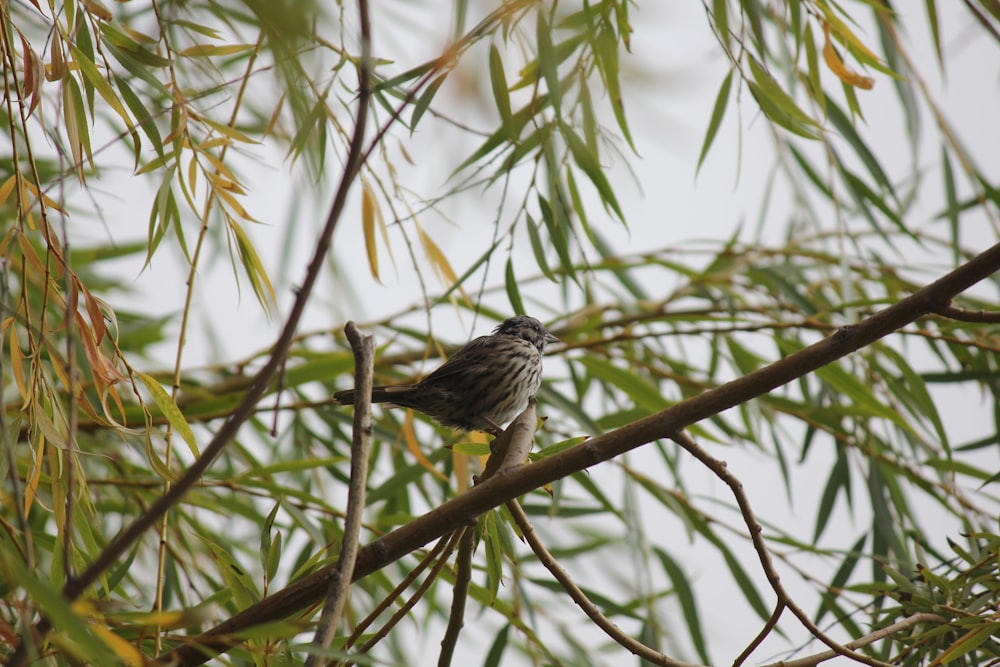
[494,315,559,351]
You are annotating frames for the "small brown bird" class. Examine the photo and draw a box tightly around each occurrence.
[333,315,558,433]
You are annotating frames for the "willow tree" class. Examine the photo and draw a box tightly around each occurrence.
[2,1,998,666]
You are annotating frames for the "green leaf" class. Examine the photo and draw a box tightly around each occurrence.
[537,195,576,281]
[535,10,562,113]
[592,21,633,149]
[411,73,447,129]
[812,360,912,428]
[204,539,260,608]
[504,258,525,315]
[62,73,93,179]
[814,447,850,543]
[562,122,624,220]
[924,0,944,67]
[747,56,819,138]
[484,624,510,667]
[712,0,730,48]
[577,356,670,413]
[115,74,163,162]
[136,372,200,457]
[228,218,277,310]
[825,97,895,198]
[941,146,959,264]
[803,22,826,115]
[696,70,732,175]
[654,548,710,663]
[70,45,138,141]
[935,623,1000,665]
[482,510,504,601]
[99,22,173,66]
[488,44,512,133]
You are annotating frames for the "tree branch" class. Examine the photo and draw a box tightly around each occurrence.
[763,613,947,667]
[305,322,375,666]
[933,303,1000,323]
[159,241,1000,666]
[668,430,891,667]
[506,498,696,667]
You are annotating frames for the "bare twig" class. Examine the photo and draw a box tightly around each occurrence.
[734,604,785,667]
[478,399,537,481]
[438,525,474,667]
[933,303,1000,323]
[668,430,891,667]
[306,322,375,666]
[158,240,1000,666]
[764,613,947,667]
[507,499,699,667]
[344,528,467,665]
[337,530,461,661]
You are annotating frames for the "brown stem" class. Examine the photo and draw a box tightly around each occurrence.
[305,322,375,666]
[933,303,1000,323]
[506,499,697,667]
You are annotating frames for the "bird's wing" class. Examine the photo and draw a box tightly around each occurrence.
[417,335,494,386]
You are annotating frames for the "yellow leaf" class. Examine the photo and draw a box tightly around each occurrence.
[416,225,459,287]
[24,435,44,515]
[0,175,16,208]
[83,0,112,21]
[21,179,64,211]
[7,318,29,403]
[90,624,144,667]
[215,186,258,222]
[403,412,447,481]
[361,180,382,282]
[823,24,875,90]
[178,43,256,57]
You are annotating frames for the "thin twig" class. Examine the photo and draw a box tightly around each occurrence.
[933,303,1000,323]
[734,603,785,667]
[668,430,892,667]
[764,613,947,667]
[337,531,460,660]
[438,525,474,667]
[344,528,467,666]
[306,322,375,666]
[507,499,700,667]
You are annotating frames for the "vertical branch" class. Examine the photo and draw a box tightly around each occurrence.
[305,322,375,665]
[60,214,77,584]
[437,526,474,667]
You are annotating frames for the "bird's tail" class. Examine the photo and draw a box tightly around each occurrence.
[333,386,413,405]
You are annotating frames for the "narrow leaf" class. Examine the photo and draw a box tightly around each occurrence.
[697,70,733,175]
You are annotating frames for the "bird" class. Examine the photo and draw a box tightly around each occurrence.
[333,315,558,434]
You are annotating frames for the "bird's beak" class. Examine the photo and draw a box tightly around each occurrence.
[545,332,559,345]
